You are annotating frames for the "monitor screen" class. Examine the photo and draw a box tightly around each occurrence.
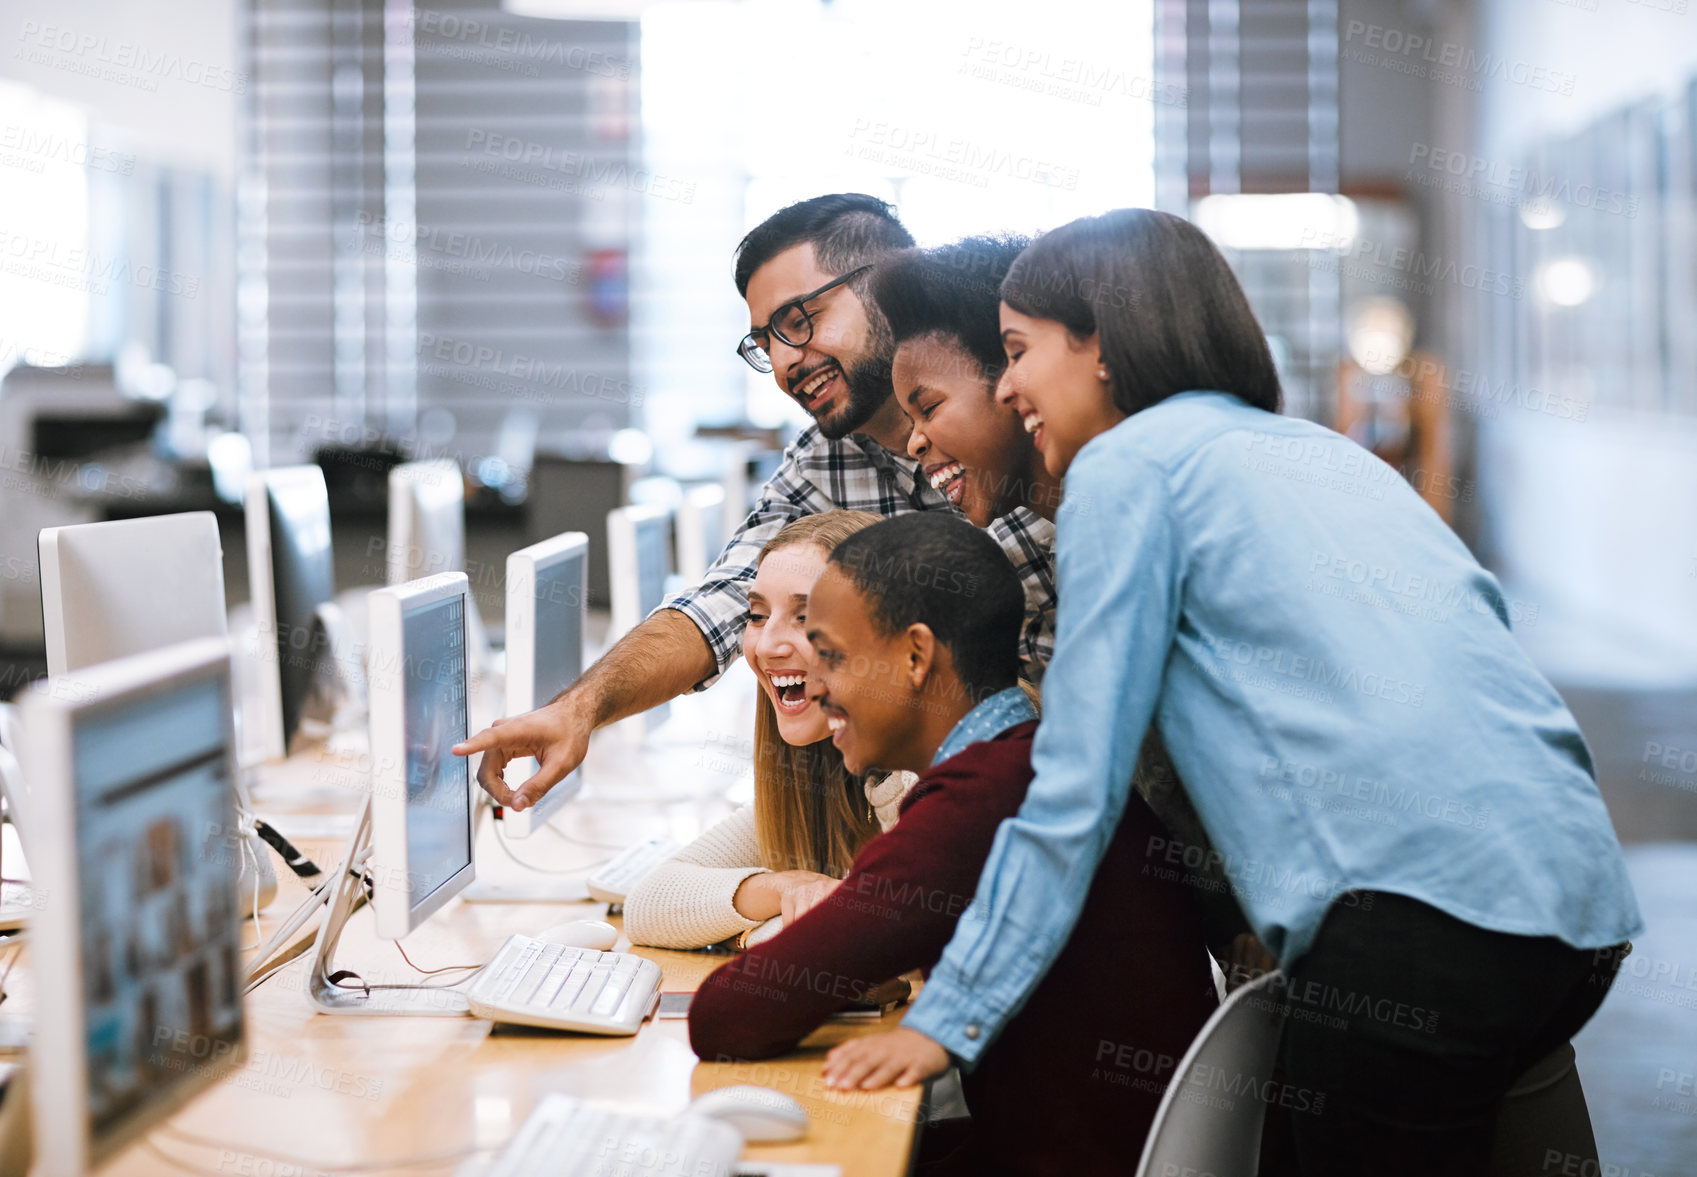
[73,674,243,1145]
[635,517,670,616]
[400,593,472,910]
[267,473,335,745]
[531,550,585,704]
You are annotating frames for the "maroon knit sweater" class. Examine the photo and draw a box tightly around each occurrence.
[689,721,1218,1175]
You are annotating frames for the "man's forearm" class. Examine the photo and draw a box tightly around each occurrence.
[556,608,717,727]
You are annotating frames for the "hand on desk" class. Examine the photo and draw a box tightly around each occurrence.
[733,871,838,922]
[780,877,841,925]
[822,1027,949,1091]
[453,701,589,812]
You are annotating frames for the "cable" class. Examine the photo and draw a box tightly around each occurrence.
[253,818,323,879]
[152,1127,490,1175]
[244,942,315,995]
[0,935,26,1003]
[241,833,263,950]
[491,818,613,874]
[535,821,626,851]
[392,939,485,978]
[243,874,337,982]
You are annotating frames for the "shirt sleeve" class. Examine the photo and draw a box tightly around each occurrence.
[688,753,1019,1063]
[661,432,833,690]
[900,448,1184,1068]
[622,808,768,949]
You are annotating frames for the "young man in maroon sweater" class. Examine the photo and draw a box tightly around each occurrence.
[688,514,1217,1176]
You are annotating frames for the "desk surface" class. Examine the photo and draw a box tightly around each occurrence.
[13,671,921,1177]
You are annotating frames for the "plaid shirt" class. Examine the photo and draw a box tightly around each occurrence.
[664,424,1057,689]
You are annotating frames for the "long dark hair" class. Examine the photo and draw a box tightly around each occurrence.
[1000,208,1283,417]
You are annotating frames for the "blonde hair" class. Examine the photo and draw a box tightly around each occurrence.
[749,511,884,876]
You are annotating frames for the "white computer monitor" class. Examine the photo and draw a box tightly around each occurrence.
[501,532,588,838]
[243,466,338,762]
[386,459,464,585]
[366,572,476,939]
[675,484,727,584]
[607,504,673,739]
[19,637,246,1174]
[38,512,228,676]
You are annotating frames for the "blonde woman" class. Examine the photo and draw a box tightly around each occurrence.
[624,512,913,949]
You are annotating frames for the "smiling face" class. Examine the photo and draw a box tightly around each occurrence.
[744,243,893,440]
[895,333,1036,528]
[797,566,950,780]
[803,566,925,776]
[995,303,1126,476]
[743,541,833,746]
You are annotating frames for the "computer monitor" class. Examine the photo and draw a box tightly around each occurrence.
[19,637,245,1174]
[386,459,464,585]
[366,572,475,939]
[243,466,337,762]
[606,504,673,738]
[38,512,228,676]
[675,484,727,584]
[501,533,588,838]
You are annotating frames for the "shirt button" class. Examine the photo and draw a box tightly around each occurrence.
[964,1024,981,1040]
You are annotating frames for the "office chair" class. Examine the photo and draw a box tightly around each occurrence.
[1134,968,1288,1177]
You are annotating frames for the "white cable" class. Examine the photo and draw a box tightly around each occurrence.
[240,831,263,950]
[491,818,612,874]
[243,875,336,982]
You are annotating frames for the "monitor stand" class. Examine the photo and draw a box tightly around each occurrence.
[306,797,471,1016]
[459,796,590,903]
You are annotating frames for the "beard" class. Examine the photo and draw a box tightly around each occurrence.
[813,315,896,441]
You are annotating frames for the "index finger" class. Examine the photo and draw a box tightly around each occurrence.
[452,724,502,756]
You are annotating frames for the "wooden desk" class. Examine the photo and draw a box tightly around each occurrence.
[56,673,922,1177]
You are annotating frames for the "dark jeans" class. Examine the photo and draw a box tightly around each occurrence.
[1277,891,1626,1177]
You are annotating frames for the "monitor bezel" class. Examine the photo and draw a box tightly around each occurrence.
[19,637,245,1175]
[501,532,589,838]
[366,571,476,939]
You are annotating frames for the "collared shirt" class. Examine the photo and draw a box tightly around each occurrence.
[662,424,1056,687]
[933,686,1039,768]
[904,390,1644,1067]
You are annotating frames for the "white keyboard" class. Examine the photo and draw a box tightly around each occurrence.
[464,934,662,1034]
[485,1093,741,1177]
[586,837,682,905]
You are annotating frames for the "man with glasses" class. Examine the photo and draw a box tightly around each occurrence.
[456,193,1055,816]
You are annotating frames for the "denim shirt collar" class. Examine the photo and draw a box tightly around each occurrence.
[931,686,1038,767]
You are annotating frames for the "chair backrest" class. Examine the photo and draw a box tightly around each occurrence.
[1135,968,1289,1177]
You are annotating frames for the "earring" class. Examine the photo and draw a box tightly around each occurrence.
[1097,366,1109,381]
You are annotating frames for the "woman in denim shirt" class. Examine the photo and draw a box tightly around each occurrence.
[824,208,1642,1177]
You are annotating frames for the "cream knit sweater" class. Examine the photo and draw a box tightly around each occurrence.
[623,771,917,949]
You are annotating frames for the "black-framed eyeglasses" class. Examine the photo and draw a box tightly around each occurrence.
[736,265,873,373]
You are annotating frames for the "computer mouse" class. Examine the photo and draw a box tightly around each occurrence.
[687,1085,809,1142]
[533,919,619,951]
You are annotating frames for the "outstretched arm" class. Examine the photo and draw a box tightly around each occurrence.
[898,450,1183,1069]
[453,608,714,810]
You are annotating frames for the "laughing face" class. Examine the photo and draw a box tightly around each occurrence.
[895,333,1037,528]
[995,303,1125,477]
[743,542,833,746]
[804,565,928,777]
[744,243,894,440]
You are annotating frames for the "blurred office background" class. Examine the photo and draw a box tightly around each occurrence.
[0,0,1694,1164]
